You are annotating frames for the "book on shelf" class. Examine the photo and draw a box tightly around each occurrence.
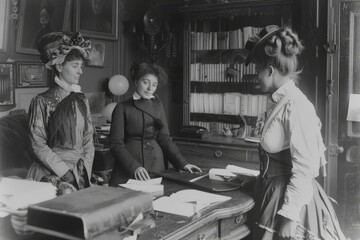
[153,189,231,217]
[95,124,111,131]
[190,26,262,50]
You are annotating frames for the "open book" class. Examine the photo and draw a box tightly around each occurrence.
[153,189,231,217]
[209,164,260,181]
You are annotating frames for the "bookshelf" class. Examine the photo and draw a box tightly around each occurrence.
[172,1,295,168]
[180,0,294,136]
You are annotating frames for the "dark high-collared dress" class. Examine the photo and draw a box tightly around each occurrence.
[109,96,187,186]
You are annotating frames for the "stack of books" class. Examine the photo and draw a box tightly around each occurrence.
[94,123,111,140]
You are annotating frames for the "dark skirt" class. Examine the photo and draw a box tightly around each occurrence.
[251,175,346,240]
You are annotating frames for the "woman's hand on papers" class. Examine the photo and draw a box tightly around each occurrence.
[134,167,151,181]
[183,164,202,174]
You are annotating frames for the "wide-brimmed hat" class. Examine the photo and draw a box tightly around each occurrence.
[38,32,91,70]
[245,25,280,66]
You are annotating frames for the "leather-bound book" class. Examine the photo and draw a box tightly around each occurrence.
[26,186,153,240]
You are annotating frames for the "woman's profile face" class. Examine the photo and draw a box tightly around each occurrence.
[136,74,158,99]
[58,59,84,85]
[256,64,274,93]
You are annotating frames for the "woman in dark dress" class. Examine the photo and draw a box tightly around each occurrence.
[109,63,201,185]
[245,25,346,240]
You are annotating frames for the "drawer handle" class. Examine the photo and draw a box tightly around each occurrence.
[214,150,223,158]
[235,215,243,224]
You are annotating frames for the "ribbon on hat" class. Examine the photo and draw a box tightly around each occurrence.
[244,25,280,66]
[43,32,91,70]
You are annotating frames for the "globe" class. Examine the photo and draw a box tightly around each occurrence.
[108,75,129,96]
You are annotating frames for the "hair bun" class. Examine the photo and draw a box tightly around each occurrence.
[278,28,304,56]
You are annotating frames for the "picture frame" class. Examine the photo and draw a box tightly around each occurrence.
[16,62,49,88]
[0,0,10,52]
[0,63,15,106]
[88,39,106,67]
[16,0,72,55]
[76,0,118,40]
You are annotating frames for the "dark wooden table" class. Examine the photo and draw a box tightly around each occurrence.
[0,178,254,240]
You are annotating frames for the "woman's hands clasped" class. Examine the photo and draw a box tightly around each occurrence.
[183,164,202,174]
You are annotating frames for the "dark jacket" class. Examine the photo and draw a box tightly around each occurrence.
[109,96,187,186]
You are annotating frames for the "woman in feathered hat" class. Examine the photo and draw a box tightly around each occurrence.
[245,25,346,240]
[27,32,94,191]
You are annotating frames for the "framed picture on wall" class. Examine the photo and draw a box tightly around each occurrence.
[16,0,72,55]
[16,62,48,88]
[0,63,15,106]
[76,0,118,40]
[88,39,106,67]
[0,0,10,53]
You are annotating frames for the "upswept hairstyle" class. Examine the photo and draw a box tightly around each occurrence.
[130,62,168,87]
[252,27,304,78]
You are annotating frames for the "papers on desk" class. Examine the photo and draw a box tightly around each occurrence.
[0,178,57,217]
[153,189,231,217]
[209,164,260,181]
[119,177,164,197]
[226,164,260,177]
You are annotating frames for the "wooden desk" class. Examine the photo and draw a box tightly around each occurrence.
[137,179,254,240]
[0,179,254,240]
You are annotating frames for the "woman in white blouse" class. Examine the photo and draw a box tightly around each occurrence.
[245,25,346,240]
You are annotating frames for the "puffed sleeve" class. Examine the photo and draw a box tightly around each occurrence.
[156,101,188,170]
[277,99,322,221]
[81,98,95,177]
[110,103,141,174]
[28,96,69,177]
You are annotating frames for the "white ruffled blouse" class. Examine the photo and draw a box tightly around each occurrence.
[260,80,327,222]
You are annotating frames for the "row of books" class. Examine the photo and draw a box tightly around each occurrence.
[190,63,256,82]
[191,26,262,50]
[190,93,268,117]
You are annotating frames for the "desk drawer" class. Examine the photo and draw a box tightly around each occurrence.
[180,221,218,240]
[219,213,247,238]
[176,142,259,170]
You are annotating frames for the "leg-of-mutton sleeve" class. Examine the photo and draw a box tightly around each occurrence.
[277,99,324,222]
[28,96,70,178]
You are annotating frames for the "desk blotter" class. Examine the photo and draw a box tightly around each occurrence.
[156,169,241,192]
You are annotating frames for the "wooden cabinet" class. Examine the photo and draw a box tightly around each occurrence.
[174,135,259,171]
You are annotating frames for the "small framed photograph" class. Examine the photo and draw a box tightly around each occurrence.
[0,63,15,106]
[88,40,106,67]
[17,62,48,88]
[76,0,118,40]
